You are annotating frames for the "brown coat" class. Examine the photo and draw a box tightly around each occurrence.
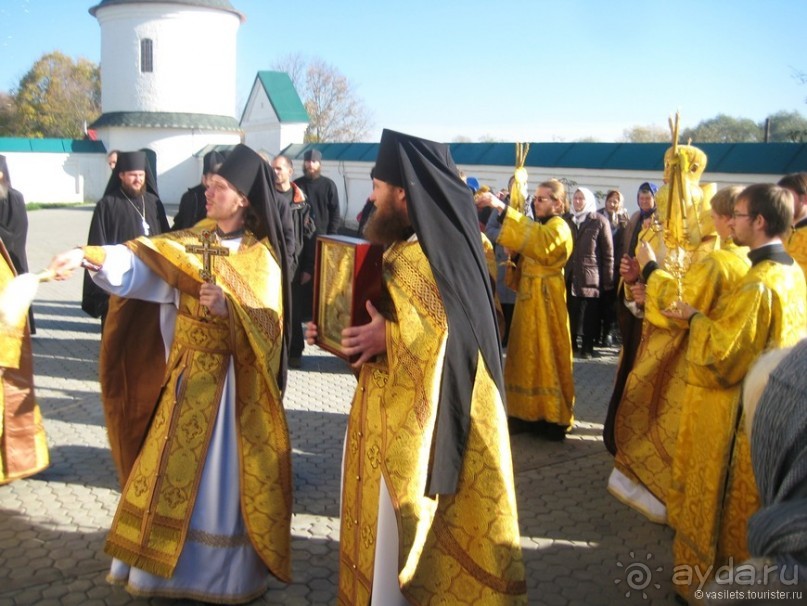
[565,212,614,298]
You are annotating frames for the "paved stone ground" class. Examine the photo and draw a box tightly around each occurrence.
[0,206,680,605]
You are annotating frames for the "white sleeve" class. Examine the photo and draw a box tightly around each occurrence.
[91,245,176,305]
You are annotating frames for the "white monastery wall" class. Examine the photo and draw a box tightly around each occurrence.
[2,152,108,204]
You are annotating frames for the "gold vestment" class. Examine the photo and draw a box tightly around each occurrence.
[497,209,575,425]
[673,256,807,599]
[0,241,48,485]
[338,241,526,605]
[102,229,292,582]
[785,224,807,288]
[612,223,717,515]
[666,245,751,527]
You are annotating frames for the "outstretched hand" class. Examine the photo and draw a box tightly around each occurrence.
[342,300,387,369]
[48,248,85,281]
[475,191,505,212]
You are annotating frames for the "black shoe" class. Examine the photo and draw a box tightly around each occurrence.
[508,417,530,435]
[581,350,594,360]
[540,423,568,441]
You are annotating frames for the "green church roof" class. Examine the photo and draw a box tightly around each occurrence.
[89,0,244,21]
[90,111,241,131]
[253,71,309,123]
[281,141,807,176]
[0,138,107,153]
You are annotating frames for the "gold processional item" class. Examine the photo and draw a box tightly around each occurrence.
[660,112,698,309]
[185,229,229,318]
[185,229,229,285]
[503,142,530,272]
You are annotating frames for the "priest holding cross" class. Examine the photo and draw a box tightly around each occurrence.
[47,144,294,604]
[185,228,229,285]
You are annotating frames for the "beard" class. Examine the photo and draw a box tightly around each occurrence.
[363,204,412,246]
[121,181,146,197]
[304,165,321,179]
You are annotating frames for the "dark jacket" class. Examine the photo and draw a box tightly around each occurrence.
[280,182,316,280]
[598,207,629,287]
[294,174,340,235]
[173,183,207,230]
[0,188,29,275]
[565,212,614,298]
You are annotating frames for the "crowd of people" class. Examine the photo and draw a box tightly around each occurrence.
[0,134,806,604]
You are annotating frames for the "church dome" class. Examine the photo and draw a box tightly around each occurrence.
[89,0,244,22]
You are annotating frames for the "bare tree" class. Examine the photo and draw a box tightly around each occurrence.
[274,53,307,92]
[272,54,372,143]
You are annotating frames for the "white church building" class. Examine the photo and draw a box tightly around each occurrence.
[88,0,244,202]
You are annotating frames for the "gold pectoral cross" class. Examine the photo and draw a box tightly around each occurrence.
[185,229,229,284]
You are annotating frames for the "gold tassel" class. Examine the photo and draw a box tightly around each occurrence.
[0,269,55,329]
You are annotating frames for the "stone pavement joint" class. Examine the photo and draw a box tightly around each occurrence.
[0,207,679,605]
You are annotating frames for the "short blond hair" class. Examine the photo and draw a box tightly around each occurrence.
[710,185,744,218]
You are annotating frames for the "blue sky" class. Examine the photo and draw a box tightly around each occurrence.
[2,0,806,142]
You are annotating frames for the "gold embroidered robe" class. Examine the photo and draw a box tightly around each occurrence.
[496,209,575,425]
[785,224,807,288]
[100,228,292,582]
[674,256,807,598]
[612,223,717,516]
[665,244,751,526]
[338,241,526,605]
[0,241,48,485]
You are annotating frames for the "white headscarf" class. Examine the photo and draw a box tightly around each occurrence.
[572,187,597,225]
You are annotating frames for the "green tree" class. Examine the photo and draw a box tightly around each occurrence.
[680,114,762,143]
[762,110,807,142]
[272,53,372,143]
[620,125,669,142]
[0,92,16,135]
[12,51,100,138]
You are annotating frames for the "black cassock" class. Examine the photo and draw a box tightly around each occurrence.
[0,188,36,332]
[81,190,170,319]
[173,183,207,230]
[0,188,29,275]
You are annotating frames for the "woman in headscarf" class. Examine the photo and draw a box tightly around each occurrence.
[564,187,614,359]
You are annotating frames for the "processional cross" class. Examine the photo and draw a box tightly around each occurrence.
[185,229,229,284]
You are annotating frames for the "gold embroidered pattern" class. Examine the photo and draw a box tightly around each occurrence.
[497,211,575,426]
[104,231,292,583]
[338,243,526,605]
[186,529,253,548]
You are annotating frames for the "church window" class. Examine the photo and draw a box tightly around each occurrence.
[141,39,154,73]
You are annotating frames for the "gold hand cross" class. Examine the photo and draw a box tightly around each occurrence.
[185,229,229,284]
